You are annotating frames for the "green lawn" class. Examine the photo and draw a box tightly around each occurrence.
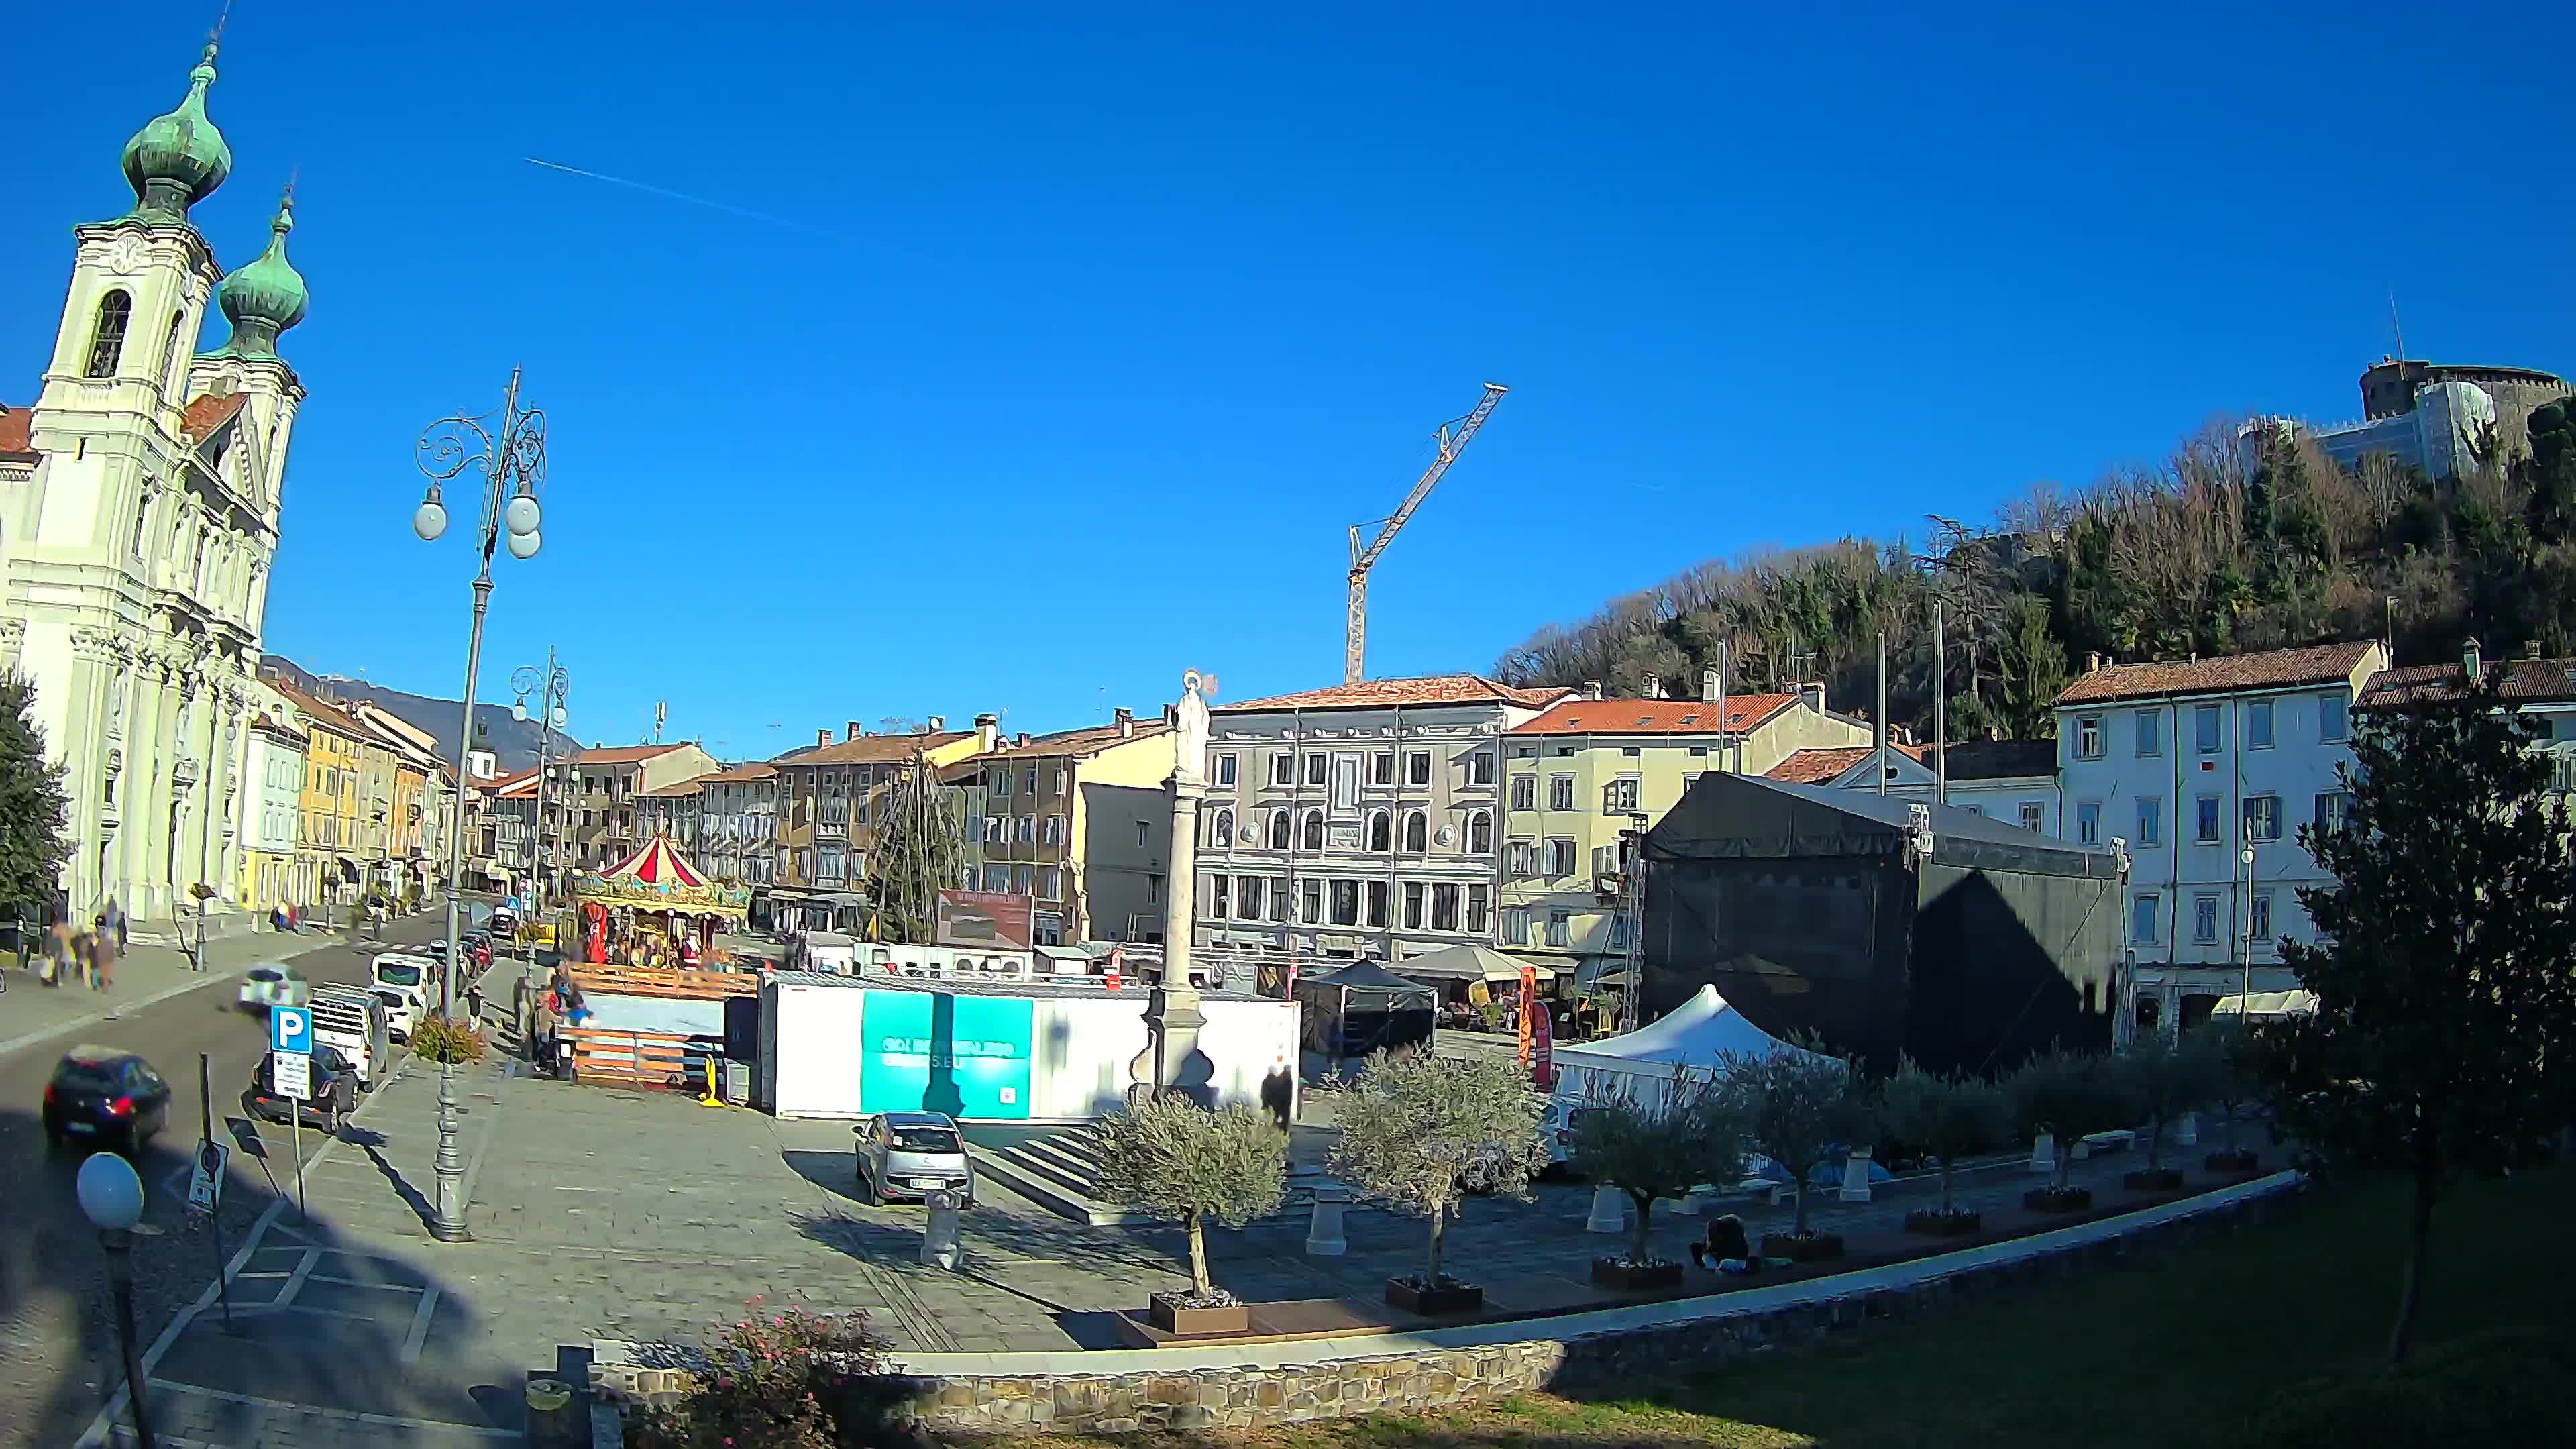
[1022,1164,2575,1449]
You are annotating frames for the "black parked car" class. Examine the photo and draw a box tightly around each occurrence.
[243,1046,357,1130]
[43,1046,174,1154]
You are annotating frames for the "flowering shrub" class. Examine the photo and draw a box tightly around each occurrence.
[409,1015,487,1065]
[629,1301,892,1449]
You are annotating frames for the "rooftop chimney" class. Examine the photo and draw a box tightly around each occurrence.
[1163,704,1179,727]
[846,720,863,741]
[816,728,831,748]
[1016,732,1031,747]
[974,712,999,753]
[926,715,945,732]
[2463,636,2483,683]
[2086,652,2102,674]
[1642,676,1665,700]
[1114,706,1134,737]
[1580,679,1603,701]
[1801,682,1825,715]
[1701,667,1721,702]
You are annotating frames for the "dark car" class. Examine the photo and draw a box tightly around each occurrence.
[43,1046,174,1154]
[243,1046,357,1130]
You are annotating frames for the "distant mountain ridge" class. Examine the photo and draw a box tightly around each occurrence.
[258,655,578,775]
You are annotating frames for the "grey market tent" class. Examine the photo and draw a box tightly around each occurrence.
[1642,772,2123,1076]
[1393,943,1556,984]
[1294,960,1438,1059]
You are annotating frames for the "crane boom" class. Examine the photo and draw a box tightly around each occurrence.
[1344,382,1508,685]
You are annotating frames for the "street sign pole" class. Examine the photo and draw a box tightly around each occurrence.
[197,1055,235,1334]
[271,1008,314,1223]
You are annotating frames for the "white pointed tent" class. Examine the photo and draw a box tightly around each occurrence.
[1551,984,1825,1107]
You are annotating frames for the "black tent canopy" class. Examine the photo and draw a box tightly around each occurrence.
[1295,961,1438,1059]
[1643,773,2122,1076]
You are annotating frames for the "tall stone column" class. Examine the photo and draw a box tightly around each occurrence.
[1132,670,1216,1105]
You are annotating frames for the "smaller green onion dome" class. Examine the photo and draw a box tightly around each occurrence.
[207,189,308,361]
[120,44,231,223]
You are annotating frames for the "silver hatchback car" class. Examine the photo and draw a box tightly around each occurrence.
[853,1111,974,1208]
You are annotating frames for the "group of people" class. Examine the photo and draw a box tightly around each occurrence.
[7,899,127,991]
[517,963,590,1078]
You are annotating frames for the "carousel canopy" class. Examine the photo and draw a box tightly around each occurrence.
[570,834,751,921]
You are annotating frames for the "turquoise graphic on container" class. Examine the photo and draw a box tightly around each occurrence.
[859,991,1034,1120]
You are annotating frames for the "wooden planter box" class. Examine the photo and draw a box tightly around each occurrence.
[2123,1167,2185,1191]
[2024,1187,2094,1213]
[1385,1278,1483,1316]
[1760,1232,1845,1263]
[1904,1208,1983,1236]
[1589,1258,1685,1291]
[1146,1294,1248,1337]
[2204,1150,2262,1174]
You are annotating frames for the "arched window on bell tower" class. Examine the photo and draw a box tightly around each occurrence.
[87,290,133,377]
[161,310,186,396]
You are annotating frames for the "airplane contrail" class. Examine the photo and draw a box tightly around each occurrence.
[522,156,954,272]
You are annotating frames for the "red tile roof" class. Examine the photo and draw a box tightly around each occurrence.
[979,720,1171,761]
[2054,641,2381,706]
[180,393,247,445]
[568,743,695,766]
[773,731,971,767]
[701,763,777,783]
[1218,674,1570,713]
[641,777,712,798]
[0,404,32,458]
[1766,743,1926,784]
[2360,655,2576,707]
[1510,692,1798,736]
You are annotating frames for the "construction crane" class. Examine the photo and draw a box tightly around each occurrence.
[1344,382,1508,685]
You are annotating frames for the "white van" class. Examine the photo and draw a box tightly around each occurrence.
[370,953,437,1039]
[309,985,393,1091]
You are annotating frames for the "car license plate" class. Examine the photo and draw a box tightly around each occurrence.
[66,1122,95,1134]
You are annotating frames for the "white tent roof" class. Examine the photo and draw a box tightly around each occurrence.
[2212,989,2318,1018]
[1552,984,1823,1081]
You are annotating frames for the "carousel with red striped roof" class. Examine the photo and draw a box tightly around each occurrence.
[567,834,753,967]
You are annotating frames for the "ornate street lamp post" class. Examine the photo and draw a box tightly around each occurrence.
[413,368,546,1244]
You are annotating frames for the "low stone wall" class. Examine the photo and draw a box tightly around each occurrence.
[591,1173,2302,1437]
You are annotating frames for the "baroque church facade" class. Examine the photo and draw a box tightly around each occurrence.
[0,41,309,920]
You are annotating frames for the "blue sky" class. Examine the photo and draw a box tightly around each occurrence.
[6,3,2569,760]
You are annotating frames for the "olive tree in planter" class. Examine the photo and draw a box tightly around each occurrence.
[1876,1058,2008,1235]
[2008,1047,2137,1211]
[1327,1049,1548,1316]
[1565,1066,1748,1289]
[1093,1095,1289,1336]
[2116,1030,2219,1191]
[1721,1040,1872,1262]
[2197,1021,2265,1173]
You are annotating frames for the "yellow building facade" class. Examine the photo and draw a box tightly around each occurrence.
[1499,686,1871,983]
[278,684,370,902]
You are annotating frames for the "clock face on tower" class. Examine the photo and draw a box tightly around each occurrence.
[107,234,144,276]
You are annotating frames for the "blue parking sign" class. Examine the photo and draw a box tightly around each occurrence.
[270,1006,312,1056]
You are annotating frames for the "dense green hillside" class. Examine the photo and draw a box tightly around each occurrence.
[1492,399,2576,741]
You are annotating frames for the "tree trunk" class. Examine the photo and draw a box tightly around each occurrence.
[1792,1171,1811,1234]
[2385,1157,2438,1366]
[1628,1191,1654,1263]
[1426,1205,1448,1284]
[2147,1115,2165,1171]
[1937,1155,1954,1214]
[1184,1209,1212,1297]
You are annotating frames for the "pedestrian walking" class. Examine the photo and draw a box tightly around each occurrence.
[89,916,116,990]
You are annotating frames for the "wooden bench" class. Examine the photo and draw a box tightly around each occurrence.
[568,966,761,1002]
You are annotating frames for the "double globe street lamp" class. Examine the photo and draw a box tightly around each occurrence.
[412,367,547,1244]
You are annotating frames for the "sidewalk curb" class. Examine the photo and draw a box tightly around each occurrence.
[0,931,341,1062]
[73,1036,432,1448]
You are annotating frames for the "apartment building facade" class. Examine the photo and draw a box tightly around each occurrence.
[2054,639,2389,1034]
[771,721,985,926]
[1192,674,1567,961]
[694,763,780,888]
[561,742,721,871]
[1767,739,2062,835]
[967,709,1173,945]
[276,683,373,904]
[235,702,308,913]
[1502,677,1871,983]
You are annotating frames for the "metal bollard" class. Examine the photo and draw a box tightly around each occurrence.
[920,1190,963,1270]
[524,1377,573,1446]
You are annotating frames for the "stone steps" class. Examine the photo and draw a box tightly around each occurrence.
[971,1128,1148,1227]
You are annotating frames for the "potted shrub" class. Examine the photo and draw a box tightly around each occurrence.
[1566,1066,1748,1291]
[1327,1050,1548,1316]
[1878,1057,2007,1236]
[1723,1038,1872,1262]
[1092,1095,1289,1336]
[2118,1030,2217,1191]
[2198,1021,2265,1173]
[2010,1047,2136,1212]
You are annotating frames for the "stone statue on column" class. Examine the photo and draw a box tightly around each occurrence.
[1132,669,1216,1108]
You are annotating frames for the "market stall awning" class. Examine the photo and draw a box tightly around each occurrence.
[570,833,751,922]
[2212,989,2319,1018]
[1393,943,1555,983]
